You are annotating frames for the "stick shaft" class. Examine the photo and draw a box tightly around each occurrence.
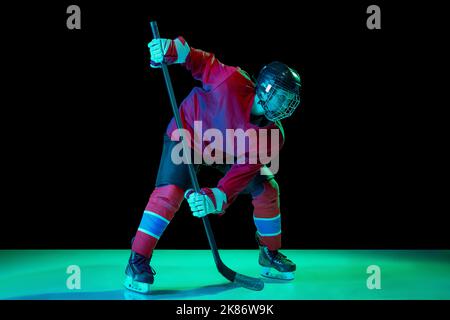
[150,20,222,266]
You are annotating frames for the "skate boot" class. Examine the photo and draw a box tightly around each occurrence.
[257,234,296,280]
[124,251,156,294]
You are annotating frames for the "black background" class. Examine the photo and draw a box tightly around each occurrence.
[1,1,448,249]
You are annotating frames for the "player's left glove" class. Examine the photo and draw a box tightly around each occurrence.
[184,188,227,218]
[148,36,190,68]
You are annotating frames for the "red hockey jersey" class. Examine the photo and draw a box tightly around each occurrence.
[166,47,284,203]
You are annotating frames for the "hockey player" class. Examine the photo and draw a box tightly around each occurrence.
[124,36,301,293]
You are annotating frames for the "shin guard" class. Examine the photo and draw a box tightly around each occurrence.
[132,184,184,257]
[251,180,282,250]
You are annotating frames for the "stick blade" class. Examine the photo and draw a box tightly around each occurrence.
[234,273,265,291]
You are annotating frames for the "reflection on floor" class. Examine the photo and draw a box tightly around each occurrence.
[0,250,449,300]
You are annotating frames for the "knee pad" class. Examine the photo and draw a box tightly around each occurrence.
[145,184,184,221]
[251,180,280,218]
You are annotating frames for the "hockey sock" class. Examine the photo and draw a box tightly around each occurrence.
[132,184,184,258]
[251,180,282,250]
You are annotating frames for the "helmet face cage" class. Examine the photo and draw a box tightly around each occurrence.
[259,82,301,122]
[256,62,301,122]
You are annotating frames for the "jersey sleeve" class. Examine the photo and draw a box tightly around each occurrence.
[183,47,236,91]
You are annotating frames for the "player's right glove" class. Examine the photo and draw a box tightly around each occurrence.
[148,37,190,68]
[184,188,227,218]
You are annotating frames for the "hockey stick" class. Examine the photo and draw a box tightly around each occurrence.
[150,21,264,291]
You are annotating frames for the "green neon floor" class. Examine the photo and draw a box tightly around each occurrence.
[0,250,449,300]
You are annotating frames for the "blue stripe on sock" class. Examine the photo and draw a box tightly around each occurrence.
[138,211,169,239]
[253,214,281,236]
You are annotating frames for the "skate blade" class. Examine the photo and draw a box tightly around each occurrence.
[123,276,151,294]
[260,267,295,280]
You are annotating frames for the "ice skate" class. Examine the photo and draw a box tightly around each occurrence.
[124,251,156,294]
[257,235,296,280]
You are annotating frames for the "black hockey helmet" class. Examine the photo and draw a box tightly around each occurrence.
[256,61,301,121]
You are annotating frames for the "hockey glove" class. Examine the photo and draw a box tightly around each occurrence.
[184,188,227,218]
[148,37,190,68]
